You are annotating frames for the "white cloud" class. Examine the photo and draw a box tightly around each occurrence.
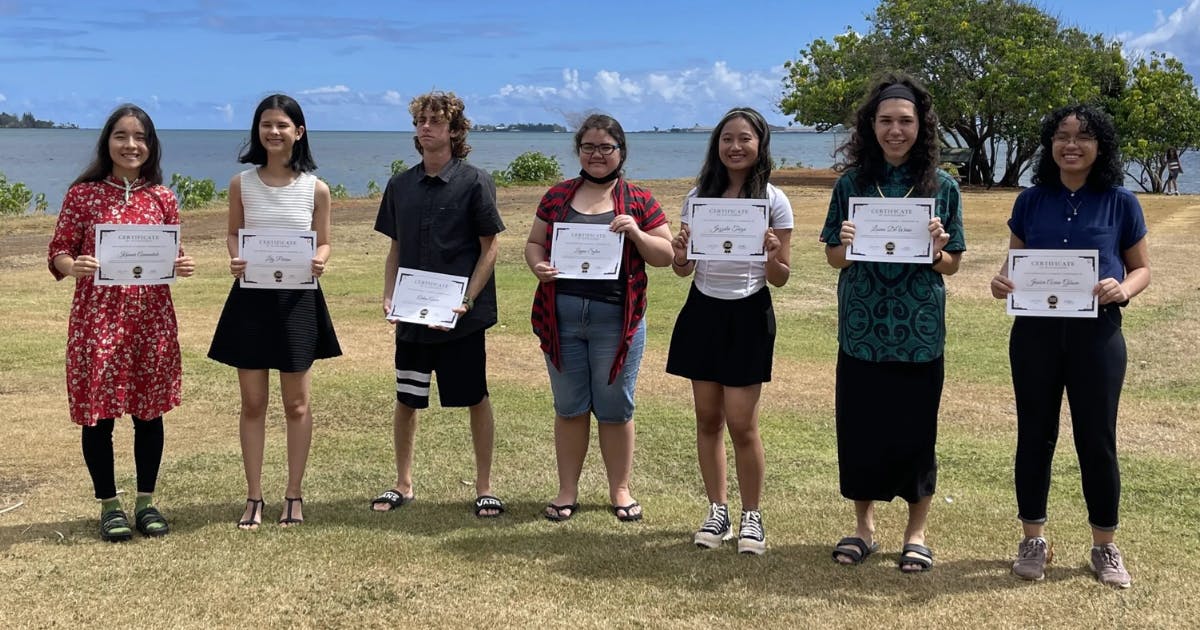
[215,103,234,123]
[383,90,403,106]
[0,92,6,104]
[301,85,351,95]
[646,73,687,102]
[594,70,642,101]
[1124,0,1200,64]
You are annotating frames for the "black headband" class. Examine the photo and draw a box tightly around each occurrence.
[876,83,917,105]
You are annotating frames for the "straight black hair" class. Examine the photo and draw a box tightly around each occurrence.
[238,94,317,172]
[695,107,772,198]
[72,104,163,186]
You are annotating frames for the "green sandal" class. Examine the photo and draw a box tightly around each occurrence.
[100,509,133,543]
[135,506,170,537]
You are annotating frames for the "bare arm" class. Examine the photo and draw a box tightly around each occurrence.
[989,234,1023,298]
[311,178,333,277]
[765,228,792,287]
[524,217,558,283]
[611,214,673,267]
[670,223,694,277]
[824,220,855,269]
[1098,237,1151,304]
[382,239,401,317]
[226,175,247,277]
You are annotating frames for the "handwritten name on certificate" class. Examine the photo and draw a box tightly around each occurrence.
[94,224,179,286]
[686,198,769,262]
[1007,249,1099,318]
[846,197,935,263]
[238,229,317,290]
[387,268,468,328]
[549,223,625,280]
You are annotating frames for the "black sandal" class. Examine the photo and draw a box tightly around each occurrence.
[370,489,414,512]
[135,506,170,537]
[279,497,304,526]
[237,498,265,530]
[100,509,133,543]
[899,543,934,572]
[610,502,643,522]
[832,536,879,565]
[473,495,505,518]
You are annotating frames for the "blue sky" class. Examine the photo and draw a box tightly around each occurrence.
[1,0,1198,131]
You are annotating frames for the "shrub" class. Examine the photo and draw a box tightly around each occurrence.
[390,159,408,176]
[366,180,382,197]
[319,177,349,199]
[0,172,35,216]
[504,151,562,184]
[170,173,218,209]
[34,192,48,214]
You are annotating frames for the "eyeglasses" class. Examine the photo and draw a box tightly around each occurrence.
[1052,133,1096,145]
[579,143,620,155]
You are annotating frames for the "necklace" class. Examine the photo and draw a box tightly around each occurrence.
[1065,192,1083,216]
[877,183,915,198]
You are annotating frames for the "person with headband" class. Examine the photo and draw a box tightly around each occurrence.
[820,72,965,572]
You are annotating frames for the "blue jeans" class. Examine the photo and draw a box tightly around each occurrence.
[545,294,645,423]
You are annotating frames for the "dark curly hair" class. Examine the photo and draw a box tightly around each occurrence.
[409,91,472,159]
[695,107,772,199]
[1031,104,1123,189]
[835,71,940,196]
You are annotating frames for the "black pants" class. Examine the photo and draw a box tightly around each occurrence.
[1010,306,1125,530]
[80,416,164,500]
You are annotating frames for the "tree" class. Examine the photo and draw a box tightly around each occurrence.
[780,0,1125,186]
[1112,53,1200,193]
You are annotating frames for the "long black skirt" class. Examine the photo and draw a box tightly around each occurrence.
[208,281,342,372]
[835,350,943,503]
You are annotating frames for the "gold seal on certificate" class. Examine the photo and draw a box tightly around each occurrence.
[846,197,935,263]
[94,224,180,286]
[238,228,317,290]
[387,267,469,328]
[685,198,769,261]
[1006,249,1099,318]
[550,223,624,280]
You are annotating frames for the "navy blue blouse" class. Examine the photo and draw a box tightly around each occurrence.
[1007,185,1147,282]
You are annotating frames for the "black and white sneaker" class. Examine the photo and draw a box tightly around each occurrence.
[693,502,733,549]
[737,510,766,555]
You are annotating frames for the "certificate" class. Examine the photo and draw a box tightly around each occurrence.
[685,198,769,261]
[1007,249,1099,318]
[238,229,317,290]
[94,224,179,286]
[386,267,468,328]
[549,223,624,279]
[846,197,935,263]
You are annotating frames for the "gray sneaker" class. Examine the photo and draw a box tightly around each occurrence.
[1012,536,1052,581]
[1090,543,1132,589]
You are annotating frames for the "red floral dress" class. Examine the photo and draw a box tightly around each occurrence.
[47,177,184,426]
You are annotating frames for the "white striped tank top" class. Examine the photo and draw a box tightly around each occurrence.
[238,168,317,230]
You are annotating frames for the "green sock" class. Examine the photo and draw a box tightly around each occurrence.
[101,498,123,515]
[135,494,153,513]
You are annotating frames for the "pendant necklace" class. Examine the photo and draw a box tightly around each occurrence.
[1065,192,1083,216]
[877,183,915,198]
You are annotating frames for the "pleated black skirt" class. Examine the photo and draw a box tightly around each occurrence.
[208,281,342,372]
[835,350,943,503]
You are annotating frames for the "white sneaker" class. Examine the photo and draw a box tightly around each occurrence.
[693,503,733,549]
[737,510,766,555]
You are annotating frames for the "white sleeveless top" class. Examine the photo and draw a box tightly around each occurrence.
[239,168,317,230]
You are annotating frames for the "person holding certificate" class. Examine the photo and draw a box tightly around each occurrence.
[820,73,965,572]
[526,114,672,523]
[989,105,1150,588]
[48,104,195,542]
[208,94,342,529]
[374,92,508,519]
[665,107,792,555]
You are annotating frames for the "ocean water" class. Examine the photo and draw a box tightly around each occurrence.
[1,129,847,213]
[1,128,1194,213]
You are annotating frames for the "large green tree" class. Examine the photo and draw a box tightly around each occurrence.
[1112,53,1200,193]
[780,0,1125,186]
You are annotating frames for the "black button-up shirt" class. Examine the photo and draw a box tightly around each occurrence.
[374,158,505,343]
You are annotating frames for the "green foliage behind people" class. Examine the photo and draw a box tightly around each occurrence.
[502,151,563,184]
[1112,53,1200,193]
[0,172,35,216]
[170,173,218,210]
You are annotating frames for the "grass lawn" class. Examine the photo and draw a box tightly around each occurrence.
[1,181,1197,628]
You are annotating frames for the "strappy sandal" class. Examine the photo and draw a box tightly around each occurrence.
[279,497,304,527]
[134,506,170,537]
[899,543,935,572]
[100,509,133,543]
[237,498,265,530]
[832,536,879,565]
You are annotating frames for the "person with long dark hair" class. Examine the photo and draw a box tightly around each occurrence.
[47,104,195,541]
[526,113,672,522]
[1164,147,1182,195]
[209,94,342,529]
[820,72,965,572]
[666,107,791,554]
[991,104,1150,588]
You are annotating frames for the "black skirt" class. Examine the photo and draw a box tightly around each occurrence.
[666,284,775,387]
[835,350,943,503]
[208,281,342,372]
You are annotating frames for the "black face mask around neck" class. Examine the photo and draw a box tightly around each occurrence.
[579,168,620,184]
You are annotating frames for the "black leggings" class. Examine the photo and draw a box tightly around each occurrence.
[80,416,164,500]
[1010,305,1126,530]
